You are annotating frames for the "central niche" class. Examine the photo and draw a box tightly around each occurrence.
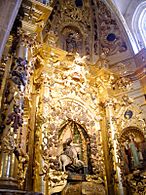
[61,26,83,55]
[58,120,92,174]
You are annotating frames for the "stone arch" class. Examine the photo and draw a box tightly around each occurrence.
[122,0,146,52]
[132,1,146,50]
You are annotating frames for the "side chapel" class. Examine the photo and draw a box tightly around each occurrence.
[0,0,146,195]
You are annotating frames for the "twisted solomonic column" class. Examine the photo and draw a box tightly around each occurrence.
[0,33,35,190]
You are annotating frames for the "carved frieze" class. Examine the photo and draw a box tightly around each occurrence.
[97,1,128,56]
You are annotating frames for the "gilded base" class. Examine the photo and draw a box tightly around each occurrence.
[0,189,43,195]
[0,177,18,189]
[62,181,106,195]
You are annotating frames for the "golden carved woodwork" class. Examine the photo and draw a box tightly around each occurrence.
[27,42,145,195]
[0,1,146,194]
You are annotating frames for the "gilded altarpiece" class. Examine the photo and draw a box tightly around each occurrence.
[32,47,107,194]
[28,43,146,194]
[0,42,145,195]
[0,0,146,194]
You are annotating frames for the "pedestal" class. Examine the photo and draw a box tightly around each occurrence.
[61,181,106,195]
[0,189,43,195]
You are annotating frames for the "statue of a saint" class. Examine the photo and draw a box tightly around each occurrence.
[66,33,77,53]
[121,143,130,174]
[124,140,131,170]
[129,136,141,169]
[59,138,84,172]
[63,138,76,163]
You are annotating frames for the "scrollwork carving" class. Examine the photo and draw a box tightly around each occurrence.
[1,132,15,154]
[10,57,28,89]
[86,174,104,184]
[16,147,29,187]
[6,105,23,133]
[125,171,146,195]
[48,0,129,61]
[112,76,132,91]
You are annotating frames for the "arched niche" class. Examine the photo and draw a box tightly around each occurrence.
[119,126,145,174]
[132,1,146,50]
[61,26,83,55]
[42,98,104,175]
[120,126,145,143]
[58,119,92,173]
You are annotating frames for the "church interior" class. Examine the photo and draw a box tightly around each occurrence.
[0,0,146,194]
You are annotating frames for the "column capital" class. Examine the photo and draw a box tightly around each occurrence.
[105,99,114,107]
[1,132,16,154]
[100,98,117,108]
[16,32,38,60]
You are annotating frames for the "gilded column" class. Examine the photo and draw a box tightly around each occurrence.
[104,99,125,195]
[0,35,13,108]
[99,102,115,195]
[25,92,39,191]
[0,34,31,189]
[33,68,49,194]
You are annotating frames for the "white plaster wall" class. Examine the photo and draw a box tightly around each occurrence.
[112,0,146,123]
[112,0,146,28]
[0,0,22,59]
[124,0,146,27]
[112,0,132,15]
[112,0,146,53]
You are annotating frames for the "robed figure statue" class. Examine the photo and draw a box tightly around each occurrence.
[58,138,84,172]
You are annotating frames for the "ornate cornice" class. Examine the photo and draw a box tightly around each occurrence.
[126,65,146,81]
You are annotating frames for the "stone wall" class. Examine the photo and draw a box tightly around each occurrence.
[0,0,22,59]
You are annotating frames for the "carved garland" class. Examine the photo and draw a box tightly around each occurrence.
[35,98,104,178]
